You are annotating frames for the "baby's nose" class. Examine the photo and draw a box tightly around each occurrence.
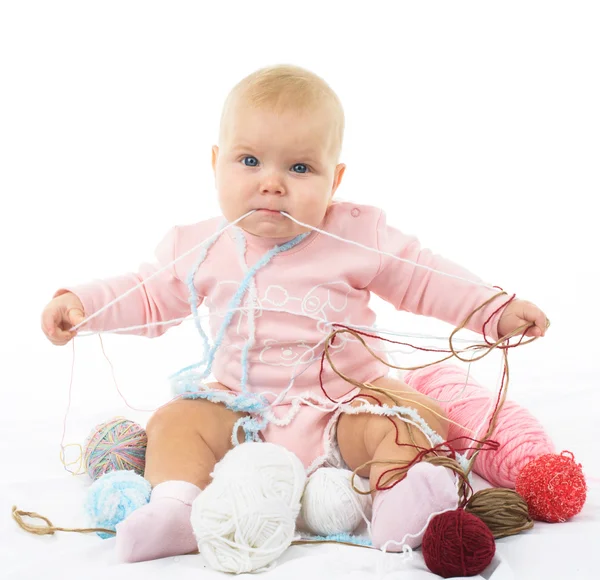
[260,173,285,195]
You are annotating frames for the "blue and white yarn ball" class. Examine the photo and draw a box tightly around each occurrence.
[85,469,151,538]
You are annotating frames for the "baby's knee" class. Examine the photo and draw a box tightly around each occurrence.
[374,379,449,442]
[146,395,247,462]
[146,398,207,437]
[423,396,449,441]
[389,392,449,443]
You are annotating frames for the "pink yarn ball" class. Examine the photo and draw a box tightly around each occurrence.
[404,363,555,488]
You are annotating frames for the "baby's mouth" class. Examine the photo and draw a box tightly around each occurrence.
[256,209,285,218]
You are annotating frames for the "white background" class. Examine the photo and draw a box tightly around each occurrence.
[1,0,598,473]
[0,0,598,561]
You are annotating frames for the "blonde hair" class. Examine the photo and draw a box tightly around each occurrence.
[220,64,345,161]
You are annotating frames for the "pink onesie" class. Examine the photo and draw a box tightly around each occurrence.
[60,200,507,471]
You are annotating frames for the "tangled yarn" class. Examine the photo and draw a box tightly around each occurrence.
[422,509,495,578]
[83,418,147,480]
[404,363,555,487]
[190,442,306,573]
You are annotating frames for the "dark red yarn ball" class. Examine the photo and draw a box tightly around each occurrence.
[422,509,495,578]
[515,450,587,523]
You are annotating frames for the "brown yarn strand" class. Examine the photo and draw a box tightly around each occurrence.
[323,291,544,540]
[11,506,115,537]
[13,292,544,544]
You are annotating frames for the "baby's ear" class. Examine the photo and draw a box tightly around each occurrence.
[331,163,346,198]
[211,146,219,173]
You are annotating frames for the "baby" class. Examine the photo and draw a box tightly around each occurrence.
[41,64,548,563]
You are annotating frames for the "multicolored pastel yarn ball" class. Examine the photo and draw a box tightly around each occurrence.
[83,417,147,481]
[515,450,587,523]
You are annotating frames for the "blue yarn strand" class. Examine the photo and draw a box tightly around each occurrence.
[169,219,228,386]
[186,218,228,366]
[172,228,308,442]
[196,231,308,388]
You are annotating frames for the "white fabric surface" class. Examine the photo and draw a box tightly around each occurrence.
[1,333,598,580]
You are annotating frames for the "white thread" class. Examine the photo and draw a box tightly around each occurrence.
[70,210,255,333]
[73,305,481,346]
[379,504,459,553]
[378,470,461,553]
[63,207,507,563]
[233,228,259,390]
[72,209,499,336]
[280,211,497,290]
[376,544,413,576]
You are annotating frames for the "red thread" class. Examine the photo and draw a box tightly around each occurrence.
[482,292,515,345]
[317,324,504,496]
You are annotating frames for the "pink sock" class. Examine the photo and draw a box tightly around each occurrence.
[370,462,458,551]
[115,480,201,563]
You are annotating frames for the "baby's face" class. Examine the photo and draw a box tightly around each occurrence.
[212,103,345,239]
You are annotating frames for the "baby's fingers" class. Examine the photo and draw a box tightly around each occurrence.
[525,304,548,337]
[67,308,85,329]
[47,330,75,346]
[41,307,59,338]
[43,324,74,345]
[41,308,74,345]
[524,324,543,338]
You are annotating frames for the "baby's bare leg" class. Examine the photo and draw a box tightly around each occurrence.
[337,377,457,550]
[144,385,247,489]
[116,383,247,563]
[337,377,449,491]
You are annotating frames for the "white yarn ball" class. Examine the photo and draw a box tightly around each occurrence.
[299,468,372,536]
[213,441,306,507]
[191,442,306,574]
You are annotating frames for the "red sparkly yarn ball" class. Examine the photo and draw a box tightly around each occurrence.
[422,509,496,578]
[515,450,587,523]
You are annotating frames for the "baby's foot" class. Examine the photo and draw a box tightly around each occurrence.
[370,462,458,551]
[115,480,201,563]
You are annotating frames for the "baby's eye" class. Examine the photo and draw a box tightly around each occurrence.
[291,163,309,174]
[242,156,259,167]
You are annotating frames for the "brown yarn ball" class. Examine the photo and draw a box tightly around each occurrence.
[422,509,496,578]
[465,487,534,538]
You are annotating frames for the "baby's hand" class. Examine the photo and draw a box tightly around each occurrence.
[41,292,85,346]
[497,299,548,340]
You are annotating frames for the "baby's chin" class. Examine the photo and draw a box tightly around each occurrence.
[242,221,305,239]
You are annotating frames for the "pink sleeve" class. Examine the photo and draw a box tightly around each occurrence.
[367,210,509,340]
[55,226,195,338]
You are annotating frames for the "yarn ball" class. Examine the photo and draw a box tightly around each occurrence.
[83,417,147,481]
[84,469,151,538]
[405,363,555,488]
[464,487,533,539]
[515,450,587,522]
[422,509,496,578]
[299,468,372,536]
[191,442,307,574]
